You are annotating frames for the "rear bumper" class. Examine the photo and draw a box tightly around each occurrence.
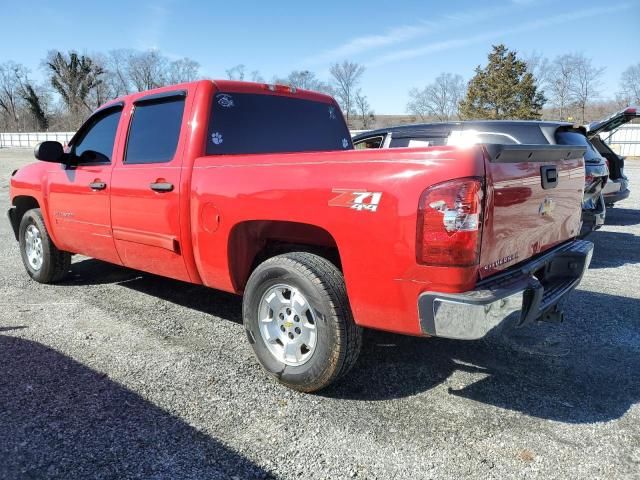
[581,193,606,233]
[418,240,593,340]
[603,186,630,204]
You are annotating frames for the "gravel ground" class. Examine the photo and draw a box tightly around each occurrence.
[0,148,638,480]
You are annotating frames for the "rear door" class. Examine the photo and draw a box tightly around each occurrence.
[46,104,123,264]
[586,106,639,180]
[109,90,191,282]
[586,106,639,138]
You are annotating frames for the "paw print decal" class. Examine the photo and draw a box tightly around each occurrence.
[211,132,223,145]
[329,106,336,120]
[342,138,349,149]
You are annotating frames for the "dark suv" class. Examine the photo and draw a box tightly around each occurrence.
[353,120,609,235]
[585,106,638,207]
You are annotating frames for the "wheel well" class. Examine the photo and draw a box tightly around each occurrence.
[9,196,40,240]
[228,220,341,292]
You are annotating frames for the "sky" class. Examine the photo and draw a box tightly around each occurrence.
[1,0,638,114]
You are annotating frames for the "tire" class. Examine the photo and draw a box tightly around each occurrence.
[243,252,362,392]
[18,208,71,283]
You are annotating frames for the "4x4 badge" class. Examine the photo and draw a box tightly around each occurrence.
[329,189,382,212]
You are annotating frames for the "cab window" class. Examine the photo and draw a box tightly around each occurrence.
[71,107,122,163]
[125,97,185,164]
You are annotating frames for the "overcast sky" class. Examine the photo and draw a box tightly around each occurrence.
[2,0,638,113]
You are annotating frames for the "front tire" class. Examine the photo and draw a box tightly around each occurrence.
[243,252,362,392]
[19,208,71,283]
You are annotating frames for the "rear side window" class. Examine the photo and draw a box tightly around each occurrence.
[206,93,352,155]
[354,136,384,149]
[555,130,603,162]
[125,98,185,164]
[390,136,447,148]
[72,108,122,163]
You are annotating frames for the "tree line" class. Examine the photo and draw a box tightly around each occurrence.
[1,45,637,133]
[407,44,639,124]
[0,50,374,132]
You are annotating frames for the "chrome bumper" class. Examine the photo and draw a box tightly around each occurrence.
[418,240,594,340]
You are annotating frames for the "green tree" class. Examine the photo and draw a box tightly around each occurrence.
[20,83,48,130]
[459,44,545,120]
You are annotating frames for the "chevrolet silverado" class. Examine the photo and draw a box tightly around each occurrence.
[8,80,593,391]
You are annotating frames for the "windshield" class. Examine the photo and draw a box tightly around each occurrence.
[206,92,352,155]
[555,130,603,162]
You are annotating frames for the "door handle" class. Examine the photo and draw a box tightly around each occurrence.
[150,181,174,193]
[89,181,107,191]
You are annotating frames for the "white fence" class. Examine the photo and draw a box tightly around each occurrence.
[0,132,74,149]
[1,125,639,155]
[603,124,640,157]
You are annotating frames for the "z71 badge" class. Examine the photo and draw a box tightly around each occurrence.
[329,189,382,212]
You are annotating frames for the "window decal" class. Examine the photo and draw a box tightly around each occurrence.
[329,106,336,120]
[342,138,349,149]
[217,94,235,108]
[211,132,223,145]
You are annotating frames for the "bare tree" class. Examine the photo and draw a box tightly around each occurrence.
[226,64,263,82]
[45,51,104,123]
[226,64,246,80]
[547,54,576,121]
[249,70,264,83]
[168,58,200,84]
[127,50,168,92]
[329,61,365,124]
[354,90,374,129]
[407,73,465,121]
[523,51,551,88]
[274,70,332,93]
[104,49,134,97]
[569,54,605,124]
[618,63,640,105]
[0,61,28,128]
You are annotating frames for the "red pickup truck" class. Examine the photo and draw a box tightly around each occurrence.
[8,80,593,392]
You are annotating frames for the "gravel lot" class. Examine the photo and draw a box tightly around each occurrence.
[0,148,638,479]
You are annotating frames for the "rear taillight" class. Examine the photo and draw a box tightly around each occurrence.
[417,178,484,267]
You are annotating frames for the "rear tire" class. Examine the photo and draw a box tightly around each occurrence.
[19,208,71,283]
[243,252,362,392]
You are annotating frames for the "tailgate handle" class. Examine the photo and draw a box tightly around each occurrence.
[540,166,558,189]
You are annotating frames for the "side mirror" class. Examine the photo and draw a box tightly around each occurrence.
[34,141,65,163]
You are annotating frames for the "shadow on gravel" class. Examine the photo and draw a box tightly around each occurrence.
[0,326,26,332]
[62,258,638,425]
[63,259,243,323]
[601,207,640,227]
[324,289,640,424]
[0,334,272,479]
[587,229,640,268]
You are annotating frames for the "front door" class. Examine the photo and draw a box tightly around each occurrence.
[46,105,123,264]
[109,92,190,282]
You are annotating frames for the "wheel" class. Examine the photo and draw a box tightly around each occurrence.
[243,252,362,392]
[19,208,71,283]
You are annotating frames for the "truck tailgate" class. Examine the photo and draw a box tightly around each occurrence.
[479,144,586,279]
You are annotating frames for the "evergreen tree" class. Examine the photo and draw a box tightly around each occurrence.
[459,44,545,120]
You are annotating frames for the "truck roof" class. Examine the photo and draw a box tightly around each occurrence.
[103,79,336,111]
